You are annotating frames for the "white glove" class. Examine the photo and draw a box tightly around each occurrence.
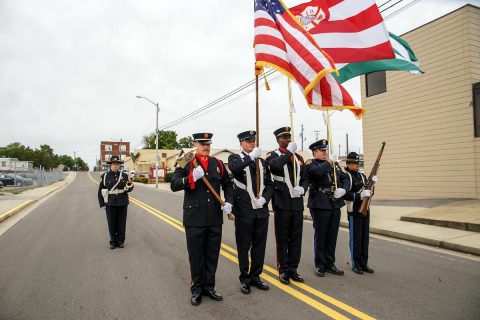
[371,176,378,183]
[333,188,346,199]
[360,189,372,199]
[192,166,205,182]
[287,142,297,153]
[222,202,233,214]
[249,147,262,161]
[292,186,305,198]
[254,197,266,209]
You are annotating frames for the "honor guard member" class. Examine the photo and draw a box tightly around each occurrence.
[97,155,134,249]
[266,127,309,285]
[305,139,349,277]
[344,152,377,275]
[170,133,234,306]
[228,130,274,294]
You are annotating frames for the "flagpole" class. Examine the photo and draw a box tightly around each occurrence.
[325,110,338,190]
[288,78,297,187]
[255,73,261,198]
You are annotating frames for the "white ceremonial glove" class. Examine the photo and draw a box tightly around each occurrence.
[192,166,205,182]
[333,188,346,199]
[371,176,378,183]
[292,186,305,198]
[360,189,372,200]
[287,142,297,153]
[222,202,233,214]
[249,147,262,161]
[254,197,267,209]
[128,173,134,180]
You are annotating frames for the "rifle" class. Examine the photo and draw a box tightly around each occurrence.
[359,142,386,215]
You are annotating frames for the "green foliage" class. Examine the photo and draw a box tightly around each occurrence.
[178,136,194,148]
[0,142,89,171]
[143,130,178,149]
[133,177,150,184]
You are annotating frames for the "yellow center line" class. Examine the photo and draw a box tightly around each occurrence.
[88,173,375,320]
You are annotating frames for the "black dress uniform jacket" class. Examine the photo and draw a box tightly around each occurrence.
[170,157,234,227]
[228,152,274,218]
[306,159,348,209]
[97,170,134,207]
[344,169,370,216]
[266,149,309,211]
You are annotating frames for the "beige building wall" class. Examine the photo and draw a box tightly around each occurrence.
[362,5,480,200]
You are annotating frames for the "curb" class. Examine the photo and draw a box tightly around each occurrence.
[302,214,480,256]
[0,178,72,224]
[0,200,38,223]
[400,216,480,233]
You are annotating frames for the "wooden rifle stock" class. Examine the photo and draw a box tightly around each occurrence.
[359,142,386,215]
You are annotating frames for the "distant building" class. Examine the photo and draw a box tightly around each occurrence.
[361,5,480,199]
[100,140,130,171]
[0,157,34,172]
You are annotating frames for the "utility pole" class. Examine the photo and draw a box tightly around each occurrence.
[339,144,341,156]
[314,130,321,141]
[300,124,304,151]
[73,151,77,172]
[346,133,349,155]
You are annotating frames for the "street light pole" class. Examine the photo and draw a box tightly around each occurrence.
[137,95,160,189]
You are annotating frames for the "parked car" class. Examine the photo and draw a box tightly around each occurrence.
[0,174,15,186]
[0,181,4,189]
[15,175,33,186]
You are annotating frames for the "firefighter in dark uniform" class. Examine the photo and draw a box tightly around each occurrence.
[228,130,274,294]
[170,133,234,306]
[305,139,349,277]
[97,155,134,249]
[344,152,376,275]
[266,127,309,285]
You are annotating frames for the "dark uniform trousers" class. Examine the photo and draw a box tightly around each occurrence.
[266,149,308,275]
[106,206,128,246]
[235,215,269,284]
[228,153,273,284]
[170,156,234,295]
[185,225,222,293]
[98,170,133,246]
[345,169,371,269]
[306,159,349,269]
[348,213,370,269]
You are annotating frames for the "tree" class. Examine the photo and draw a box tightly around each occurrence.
[178,136,193,148]
[142,130,178,149]
[57,155,75,171]
[74,157,89,171]
[130,152,141,170]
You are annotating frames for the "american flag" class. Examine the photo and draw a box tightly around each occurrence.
[254,0,336,95]
[254,0,365,118]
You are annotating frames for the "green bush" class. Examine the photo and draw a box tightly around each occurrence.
[164,172,174,182]
[133,177,150,184]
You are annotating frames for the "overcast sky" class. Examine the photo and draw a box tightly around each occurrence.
[1,0,478,169]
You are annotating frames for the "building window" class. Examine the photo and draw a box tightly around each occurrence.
[366,71,387,97]
[104,145,112,152]
[121,155,126,160]
[474,82,480,138]
[1,161,6,166]
[105,154,111,161]
[162,152,167,158]
[120,145,127,152]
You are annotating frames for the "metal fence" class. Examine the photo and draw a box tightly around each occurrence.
[0,169,66,188]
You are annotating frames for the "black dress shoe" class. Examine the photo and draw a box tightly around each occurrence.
[240,283,251,294]
[362,266,374,274]
[279,272,290,285]
[251,279,269,290]
[315,267,325,277]
[117,243,124,248]
[326,265,344,276]
[204,290,223,301]
[110,245,116,249]
[191,293,202,306]
[288,272,305,283]
[352,267,364,274]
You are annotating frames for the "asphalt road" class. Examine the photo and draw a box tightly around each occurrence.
[0,172,479,320]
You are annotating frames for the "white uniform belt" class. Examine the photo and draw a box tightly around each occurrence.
[108,189,126,195]
[272,174,285,182]
[233,179,247,190]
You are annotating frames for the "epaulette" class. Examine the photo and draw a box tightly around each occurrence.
[305,159,313,165]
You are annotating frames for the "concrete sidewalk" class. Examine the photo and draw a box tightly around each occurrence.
[0,172,76,223]
[138,182,480,256]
